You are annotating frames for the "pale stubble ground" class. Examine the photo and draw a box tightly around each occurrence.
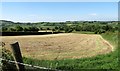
[2,33,113,60]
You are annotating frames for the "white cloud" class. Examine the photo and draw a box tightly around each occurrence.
[28,14,37,17]
[89,13,97,16]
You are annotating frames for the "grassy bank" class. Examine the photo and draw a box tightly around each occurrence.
[23,32,118,70]
[101,31,118,49]
[72,31,95,34]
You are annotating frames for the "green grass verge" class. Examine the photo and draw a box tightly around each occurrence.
[72,31,95,34]
[101,31,118,49]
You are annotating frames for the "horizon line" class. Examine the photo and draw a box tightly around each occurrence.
[0,19,118,23]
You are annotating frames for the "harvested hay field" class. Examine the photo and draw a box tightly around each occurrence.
[2,33,113,60]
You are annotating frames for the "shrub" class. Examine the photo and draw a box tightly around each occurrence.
[15,25,23,31]
[23,27,39,32]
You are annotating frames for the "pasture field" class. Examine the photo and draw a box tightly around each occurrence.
[2,33,113,60]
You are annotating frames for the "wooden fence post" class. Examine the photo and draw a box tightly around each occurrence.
[10,42,25,71]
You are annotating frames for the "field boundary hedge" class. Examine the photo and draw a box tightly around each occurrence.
[1,32,63,36]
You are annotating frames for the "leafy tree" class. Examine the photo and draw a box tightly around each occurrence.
[52,28,55,32]
[23,27,39,32]
[2,27,8,32]
[46,27,50,30]
[39,27,43,30]
[9,28,16,32]
[23,27,29,32]
[104,25,113,31]
[75,25,81,31]
[94,29,105,34]
[115,26,118,31]
[64,26,73,33]
[15,25,23,31]
[28,27,39,32]
[59,26,64,30]
[55,26,59,30]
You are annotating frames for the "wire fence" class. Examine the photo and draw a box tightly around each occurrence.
[1,42,62,71]
[0,58,51,69]
[0,58,64,71]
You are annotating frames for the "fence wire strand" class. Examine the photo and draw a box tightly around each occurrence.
[0,58,62,71]
[1,42,63,71]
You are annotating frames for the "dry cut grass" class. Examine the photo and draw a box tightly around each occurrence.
[2,33,113,60]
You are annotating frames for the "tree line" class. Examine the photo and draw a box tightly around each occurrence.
[2,23,118,34]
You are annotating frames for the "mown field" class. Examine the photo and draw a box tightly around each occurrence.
[23,32,118,70]
[2,33,113,60]
[2,31,118,70]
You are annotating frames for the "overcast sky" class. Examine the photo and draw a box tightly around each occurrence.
[1,2,118,22]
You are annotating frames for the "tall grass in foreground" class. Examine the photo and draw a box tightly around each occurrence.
[23,32,119,70]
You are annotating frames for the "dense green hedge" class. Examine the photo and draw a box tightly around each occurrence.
[1,32,63,36]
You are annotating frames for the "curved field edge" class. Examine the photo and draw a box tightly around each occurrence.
[2,33,113,60]
[23,32,118,70]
